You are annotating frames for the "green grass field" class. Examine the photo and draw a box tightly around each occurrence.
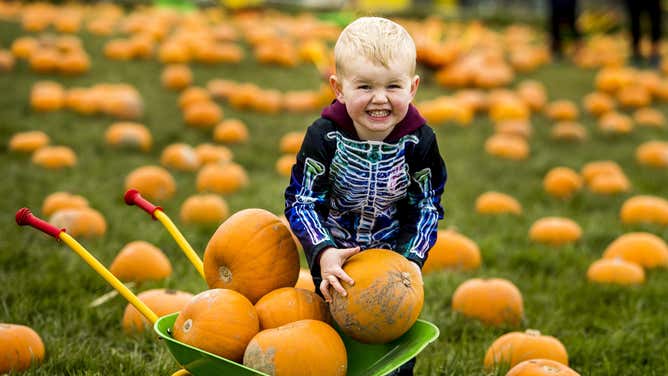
[2,11,668,376]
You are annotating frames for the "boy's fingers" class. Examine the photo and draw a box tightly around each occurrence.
[337,270,355,286]
[319,279,332,303]
[328,275,347,297]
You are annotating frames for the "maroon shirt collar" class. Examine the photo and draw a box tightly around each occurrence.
[321,100,426,142]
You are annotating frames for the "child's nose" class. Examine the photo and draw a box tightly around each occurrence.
[371,90,389,103]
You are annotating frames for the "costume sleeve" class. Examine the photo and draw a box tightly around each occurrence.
[395,127,447,267]
[284,120,337,278]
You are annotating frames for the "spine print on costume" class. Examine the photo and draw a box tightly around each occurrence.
[295,157,330,245]
[325,131,419,250]
[405,167,439,259]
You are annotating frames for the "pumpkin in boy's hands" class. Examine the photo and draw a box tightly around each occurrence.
[173,289,259,362]
[243,319,347,376]
[329,249,423,344]
[203,209,300,303]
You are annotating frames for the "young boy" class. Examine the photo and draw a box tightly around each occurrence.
[284,16,446,375]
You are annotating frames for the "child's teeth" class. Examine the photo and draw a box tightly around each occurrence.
[369,110,389,116]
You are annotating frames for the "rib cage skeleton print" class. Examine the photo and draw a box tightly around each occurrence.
[285,116,446,281]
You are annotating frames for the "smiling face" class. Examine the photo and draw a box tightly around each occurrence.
[330,56,420,141]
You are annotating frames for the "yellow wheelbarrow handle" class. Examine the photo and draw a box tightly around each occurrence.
[124,190,205,280]
[16,208,159,324]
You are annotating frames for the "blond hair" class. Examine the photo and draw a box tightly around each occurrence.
[334,17,416,77]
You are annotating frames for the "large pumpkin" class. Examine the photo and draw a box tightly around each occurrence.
[484,329,569,370]
[122,289,193,333]
[329,249,423,344]
[451,278,524,326]
[243,319,346,376]
[172,289,259,362]
[0,323,45,373]
[203,208,300,303]
[255,287,330,330]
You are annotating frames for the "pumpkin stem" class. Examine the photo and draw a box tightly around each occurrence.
[218,266,232,283]
[401,272,411,287]
[525,329,541,336]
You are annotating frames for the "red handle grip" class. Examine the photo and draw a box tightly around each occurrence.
[124,189,162,220]
[16,208,65,239]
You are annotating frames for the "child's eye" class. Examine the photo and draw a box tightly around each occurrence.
[357,85,370,90]
[388,84,401,89]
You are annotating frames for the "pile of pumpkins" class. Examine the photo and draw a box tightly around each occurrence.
[124,208,424,375]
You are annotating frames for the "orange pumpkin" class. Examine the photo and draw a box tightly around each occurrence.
[179,194,229,225]
[41,191,89,217]
[279,131,305,154]
[161,64,192,90]
[587,258,645,285]
[0,324,45,373]
[160,143,201,171]
[602,232,668,268]
[8,131,50,153]
[203,208,300,303]
[30,81,65,112]
[546,100,579,121]
[506,359,580,376]
[582,92,615,117]
[48,207,107,237]
[598,112,633,134]
[620,195,668,226]
[183,101,223,128]
[105,122,152,152]
[422,230,481,273]
[330,249,423,344]
[173,289,259,362]
[243,320,346,376]
[475,191,522,215]
[275,154,296,177]
[588,173,631,195]
[529,217,582,246]
[636,141,668,168]
[451,278,524,326]
[125,165,176,201]
[484,329,569,370]
[255,287,330,329]
[550,122,588,142]
[295,268,315,291]
[178,87,211,109]
[122,289,193,333]
[494,120,533,139]
[484,134,529,160]
[213,119,249,144]
[109,241,172,283]
[580,160,625,186]
[196,162,248,195]
[31,146,77,169]
[633,108,665,128]
[194,143,233,165]
[543,167,583,199]
[516,80,547,111]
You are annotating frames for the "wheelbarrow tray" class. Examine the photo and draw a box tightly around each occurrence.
[155,313,439,376]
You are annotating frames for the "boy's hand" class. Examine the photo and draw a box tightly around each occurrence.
[319,246,360,303]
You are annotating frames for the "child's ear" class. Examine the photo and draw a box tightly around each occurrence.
[329,75,345,103]
[409,75,420,99]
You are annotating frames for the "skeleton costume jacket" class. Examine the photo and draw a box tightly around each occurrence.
[284,100,447,288]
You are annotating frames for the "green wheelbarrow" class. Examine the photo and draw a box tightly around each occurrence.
[16,197,439,376]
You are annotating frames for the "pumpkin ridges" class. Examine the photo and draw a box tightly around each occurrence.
[204,208,300,303]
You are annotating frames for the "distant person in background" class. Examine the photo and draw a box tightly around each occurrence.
[548,0,582,59]
[624,0,663,67]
